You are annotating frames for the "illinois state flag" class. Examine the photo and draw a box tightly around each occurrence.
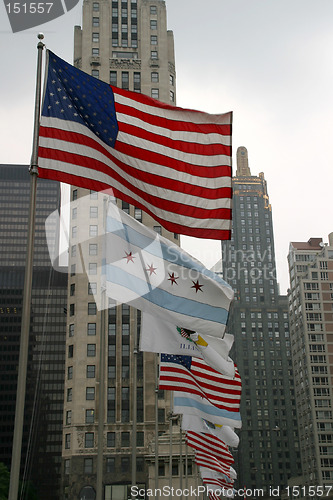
[103,201,233,337]
[38,50,232,240]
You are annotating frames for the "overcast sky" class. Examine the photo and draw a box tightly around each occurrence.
[1,0,332,294]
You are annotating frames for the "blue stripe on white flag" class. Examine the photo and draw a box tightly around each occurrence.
[106,213,232,289]
[174,396,241,422]
[105,264,229,324]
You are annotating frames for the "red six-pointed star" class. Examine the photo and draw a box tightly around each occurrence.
[146,263,157,276]
[168,272,179,285]
[191,279,204,293]
[123,251,135,263]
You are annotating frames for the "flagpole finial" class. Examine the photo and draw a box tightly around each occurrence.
[37,32,44,39]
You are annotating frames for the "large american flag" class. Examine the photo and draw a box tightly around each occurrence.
[159,354,242,412]
[38,50,232,240]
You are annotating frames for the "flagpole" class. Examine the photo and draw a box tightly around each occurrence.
[8,34,45,500]
[155,354,159,497]
[179,414,183,499]
[131,311,138,497]
[169,410,173,489]
[96,207,107,500]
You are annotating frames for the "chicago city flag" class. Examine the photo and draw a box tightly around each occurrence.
[103,200,233,337]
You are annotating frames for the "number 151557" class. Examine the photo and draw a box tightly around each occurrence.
[6,3,53,14]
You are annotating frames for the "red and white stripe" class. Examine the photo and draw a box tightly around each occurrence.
[195,452,232,479]
[159,357,241,412]
[39,84,232,240]
[186,431,234,465]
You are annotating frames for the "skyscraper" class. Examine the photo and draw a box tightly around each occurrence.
[287,233,333,486]
[221,147,301,492]
[61,2,185,498]
[0,164,67,499]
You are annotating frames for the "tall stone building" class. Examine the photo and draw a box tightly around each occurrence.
[61,2,190,499]
[287,234,333,486]
[0,164,67,499]
[221,147,301,493]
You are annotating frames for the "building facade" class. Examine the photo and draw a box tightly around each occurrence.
[61,2,196,499]
[221,147,301,493]
[0,164,67,499]
[288,234,333,486]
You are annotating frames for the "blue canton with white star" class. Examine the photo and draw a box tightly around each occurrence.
[161,353,192,370]
[42,50,119,148]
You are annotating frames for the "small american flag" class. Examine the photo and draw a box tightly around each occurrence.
[159,354,242,412]
[186,431,234,465]
[39,50,232,240]
[195,452,232,480]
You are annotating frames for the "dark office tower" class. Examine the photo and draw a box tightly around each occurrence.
[288,234,333,487]
[221,147,301,493]
[0,164,67,499]
[61,2,192,499]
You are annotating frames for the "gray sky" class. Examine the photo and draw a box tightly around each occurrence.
[1,0,332,294]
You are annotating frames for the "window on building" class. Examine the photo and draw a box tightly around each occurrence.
[69,303,75,316]
[110,71,117,86]
[88,282,97,295]
[150,5,157,14]
[84,458,93,474]
[107,432,116,447]
[65,433,70,449]
[68,366,73,380]
[150,19,157,29]
[68,344,74,358]
[151,88,159,99]
[87,322,96,336]
[66,410,72,425]
[88,302,97,315]
[86,409,95,423]
[106,457,115,473]
[92,16,99,26]
[64,459,70,475]
[86,387,95,400]
[137,431,144,447]
[69,324,74,337]
[151,71,159,82]
[92,32,99,43]
[121,432,130,447]
[133,72,141,92]
[89,225,98,237]
[89,244,98,256]
[151,35,158,45]
[151,50,158,59]
[87,344,96,357]
[121,457,130,473]
[122,71,129,90]
[93,2,99,10]
[87,365,96,378]
[85,432,94,448]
